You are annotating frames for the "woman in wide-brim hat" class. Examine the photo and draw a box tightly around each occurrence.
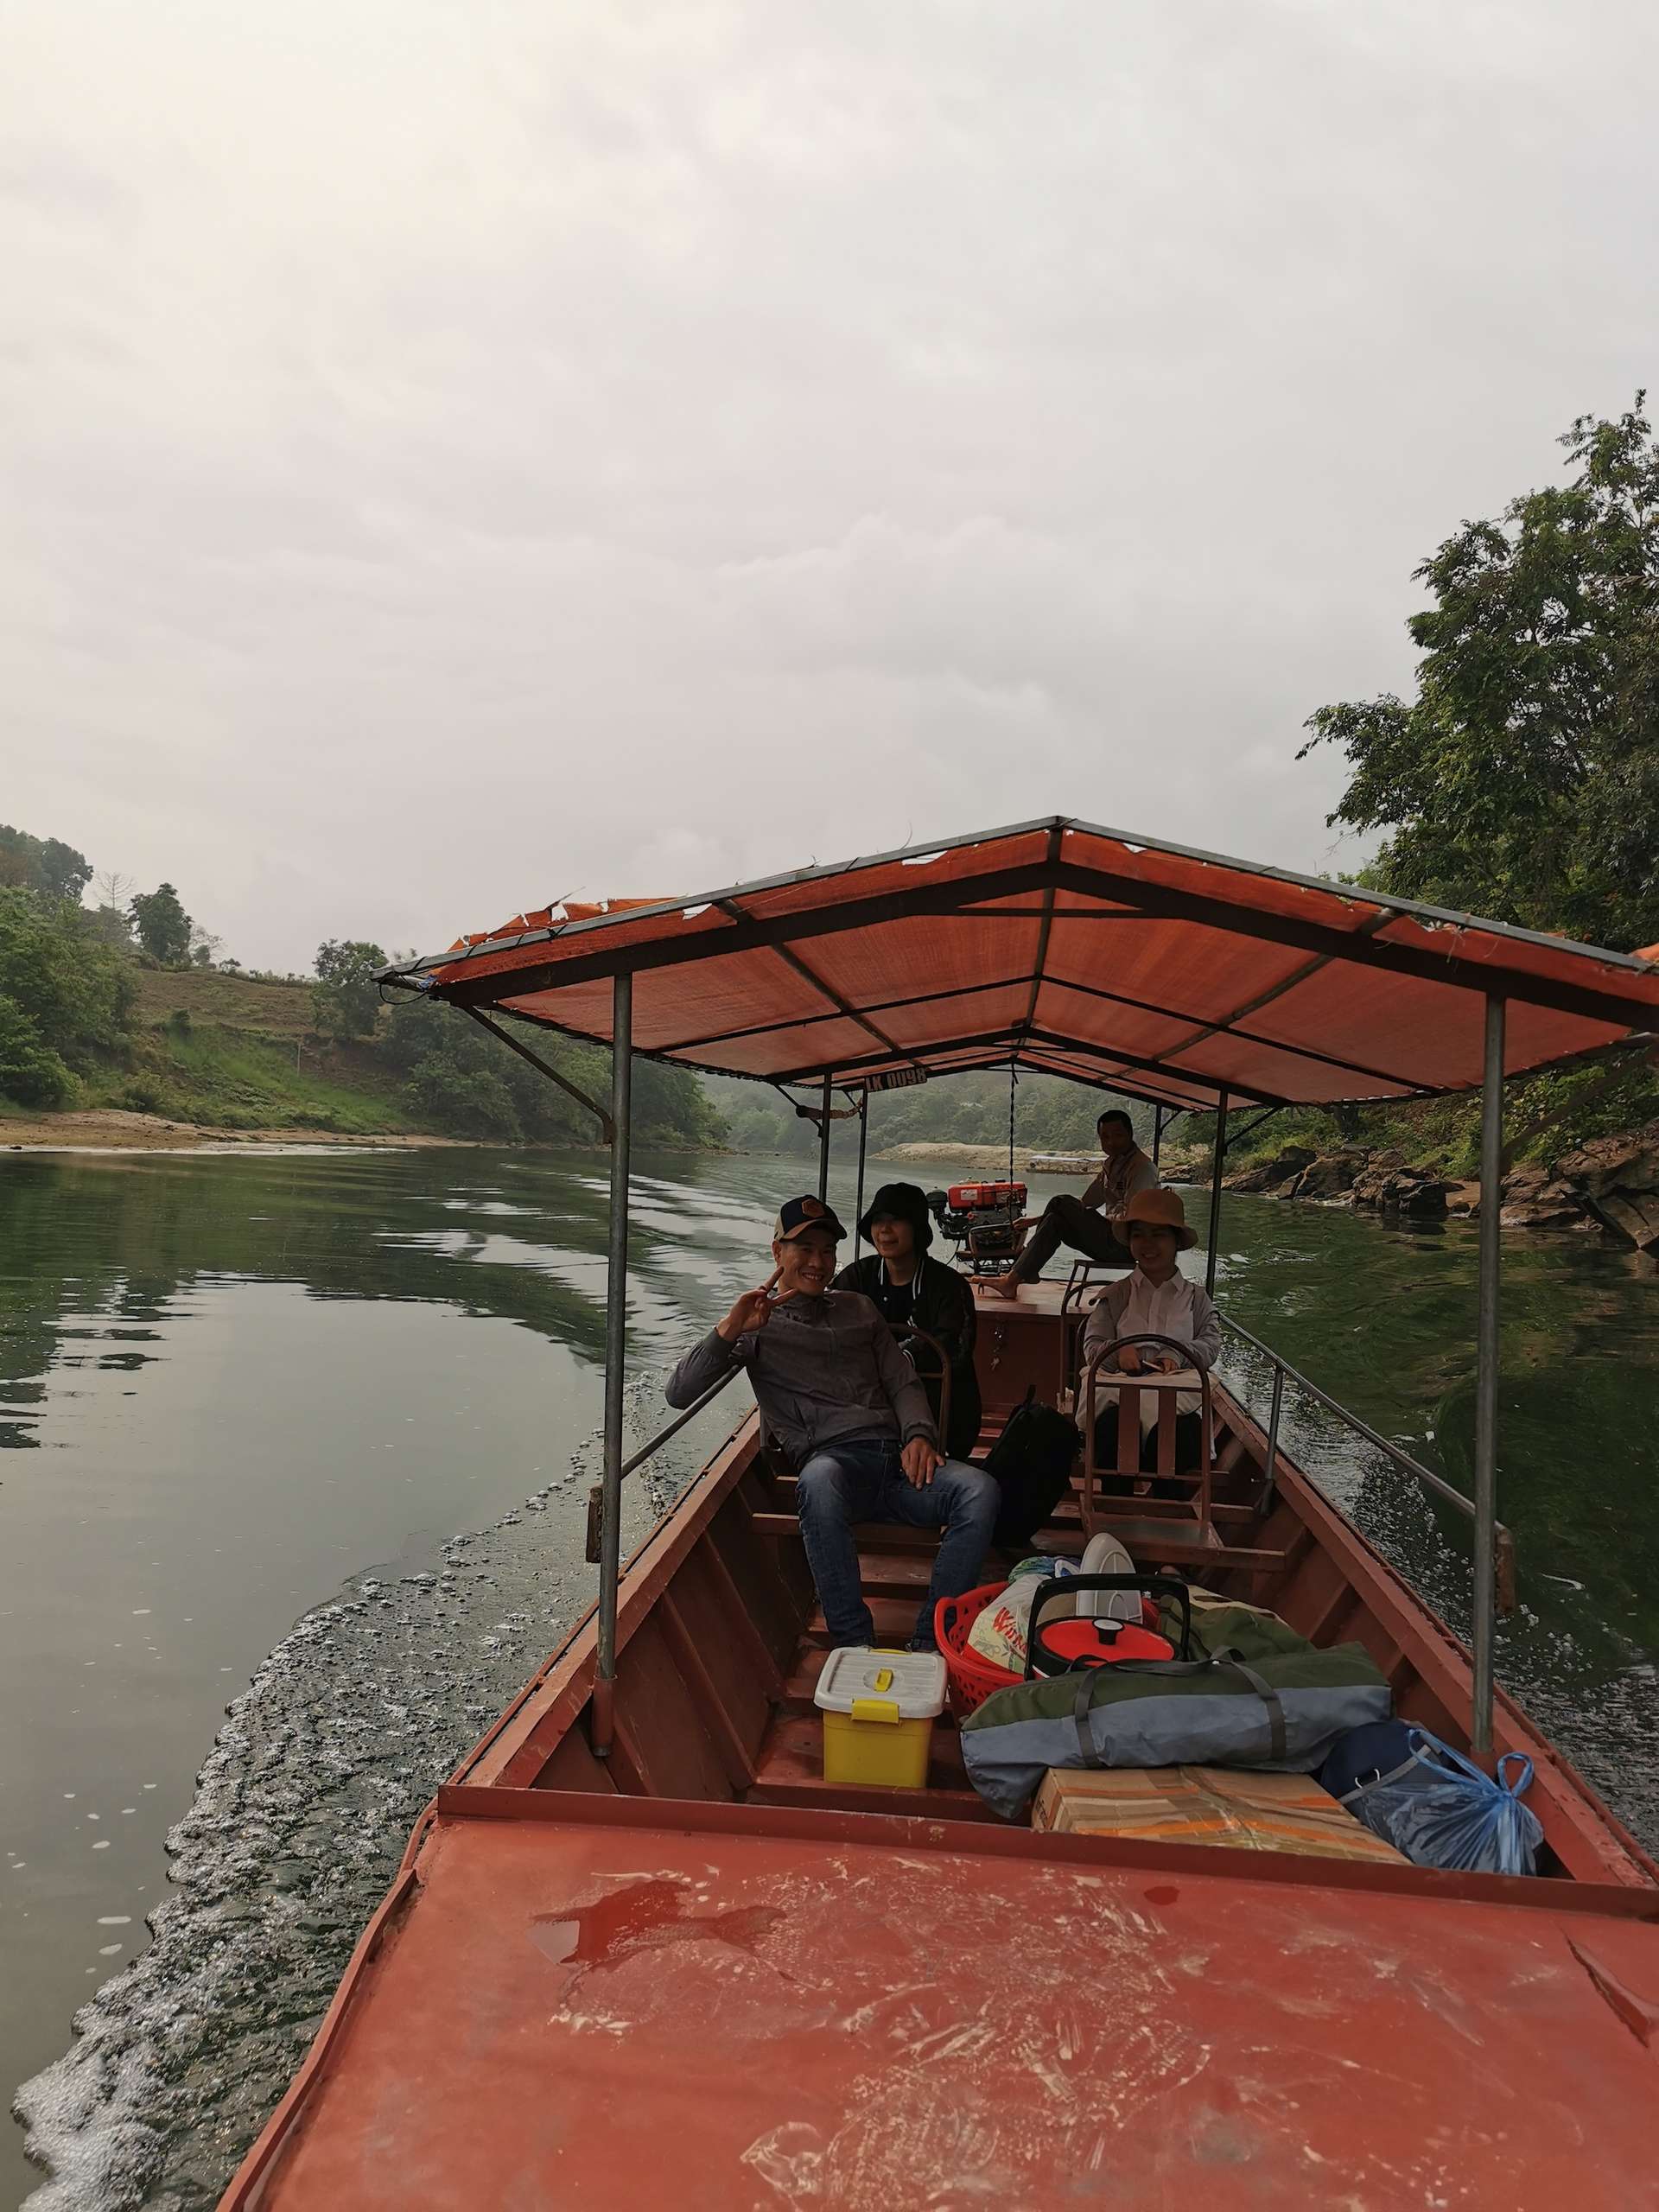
[834,1184,982,1460]
[1082,1185,1219,1482]
[1109,1185,1198,1250]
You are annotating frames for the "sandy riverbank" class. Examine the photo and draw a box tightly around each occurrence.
[0,1109,474,1155]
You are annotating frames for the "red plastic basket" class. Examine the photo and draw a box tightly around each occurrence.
[934,1582,1023,1720]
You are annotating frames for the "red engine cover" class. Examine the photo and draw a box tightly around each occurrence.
[947,1181,1027,1211]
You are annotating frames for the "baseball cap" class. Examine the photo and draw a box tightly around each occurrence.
[773,1193,847,1243]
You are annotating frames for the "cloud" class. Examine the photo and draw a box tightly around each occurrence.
[3,0,1656,967]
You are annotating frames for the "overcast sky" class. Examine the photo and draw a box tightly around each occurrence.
[4,1,1656,971]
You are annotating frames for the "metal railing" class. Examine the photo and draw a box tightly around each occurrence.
[1219,1313,1516,1614]
[586,1366,743,1563]
[582,1323,952,1562]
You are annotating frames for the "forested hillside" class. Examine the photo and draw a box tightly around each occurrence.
[701,1069,1152,1159]
[0,840,718,1147]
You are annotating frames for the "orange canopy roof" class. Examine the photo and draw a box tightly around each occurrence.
[386,818,1659,1109]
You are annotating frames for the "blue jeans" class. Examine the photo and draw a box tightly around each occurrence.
[794,1436,1000,1649]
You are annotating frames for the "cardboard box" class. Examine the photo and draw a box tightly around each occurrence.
[1031,1764,1403,1864]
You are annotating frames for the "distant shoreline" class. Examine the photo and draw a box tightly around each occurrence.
[870,1139,1202,1179]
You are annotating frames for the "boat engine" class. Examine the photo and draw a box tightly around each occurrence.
[926,1182,1028,1274]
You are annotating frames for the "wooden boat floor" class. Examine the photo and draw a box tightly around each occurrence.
[743,1486,1195,1820]
[246,1787,1659,2211]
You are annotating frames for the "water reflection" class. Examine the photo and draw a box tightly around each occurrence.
[0,1146,773,2211]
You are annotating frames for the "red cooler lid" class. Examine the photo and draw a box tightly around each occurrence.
[1042,1620,1174,1667]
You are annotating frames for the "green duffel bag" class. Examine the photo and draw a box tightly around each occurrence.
[958,1603,1391,1821]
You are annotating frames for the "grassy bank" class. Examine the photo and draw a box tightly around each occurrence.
[10,963,721,1147]
[79,969,417,1135]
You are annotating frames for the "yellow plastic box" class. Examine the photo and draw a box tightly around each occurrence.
[814,1646,948,1789]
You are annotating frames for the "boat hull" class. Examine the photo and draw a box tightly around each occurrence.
[221,1304,1659,2208]
[228,1783,1659,2209]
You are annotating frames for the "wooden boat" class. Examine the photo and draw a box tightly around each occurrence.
[222,822,1659,2209]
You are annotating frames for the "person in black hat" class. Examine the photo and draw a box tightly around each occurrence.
[665,1192,997,1650]
[833,1183,982,1461]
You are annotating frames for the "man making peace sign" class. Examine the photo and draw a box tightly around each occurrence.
[665,1195,998,1651]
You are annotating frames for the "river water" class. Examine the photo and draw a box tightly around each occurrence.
[2,1144,1656,2209]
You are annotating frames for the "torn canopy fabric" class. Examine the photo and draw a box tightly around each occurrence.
[383,818,1659,1109]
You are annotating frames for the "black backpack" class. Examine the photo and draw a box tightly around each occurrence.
[982,1387,1081,1553]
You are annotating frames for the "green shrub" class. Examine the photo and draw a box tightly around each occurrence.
[0,888,134,1109]
[119,1077,175,1116]
[406,1054,523,1139]
[0,1000,75,1106]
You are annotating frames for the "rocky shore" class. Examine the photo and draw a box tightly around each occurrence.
[1216,1122,1659,1253]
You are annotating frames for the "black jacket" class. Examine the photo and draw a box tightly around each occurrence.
[831,1252,982,1460]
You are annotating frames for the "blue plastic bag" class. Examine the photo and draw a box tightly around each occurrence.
[1336,1726,1542,1876]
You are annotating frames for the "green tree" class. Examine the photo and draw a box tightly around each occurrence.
[312,939,389,1039]
[0,997,73,1106]
[87,905,135,952]
[0,825,93,905]
[0,887,135,1105]
[1300,397,1659,952]
[129,882,194,966]
[383,995,719,1145]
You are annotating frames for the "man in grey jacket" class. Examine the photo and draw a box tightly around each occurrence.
[665,1193,998,1651]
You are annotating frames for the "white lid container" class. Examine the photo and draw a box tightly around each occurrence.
[1077,1532,1142,1623]
[814,1646,947,1719]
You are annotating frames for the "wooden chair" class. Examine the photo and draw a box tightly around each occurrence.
[1058,1261,1122,1403]
[1078,1332,1218,1559]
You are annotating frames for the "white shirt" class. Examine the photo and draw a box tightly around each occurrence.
[1112,1268,1202,1430]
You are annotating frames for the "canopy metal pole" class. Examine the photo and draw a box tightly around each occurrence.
[854,1090,869,1255]
[1472,995,1505,1757]
[592,970,633,1759]
[817,1072,832,1202]
[1263,1364,1284,1501]
[1205,1088,1229,1298]
[1153,1105,1165,1167]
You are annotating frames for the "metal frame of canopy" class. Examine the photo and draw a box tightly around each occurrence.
[381,821,1659,1763]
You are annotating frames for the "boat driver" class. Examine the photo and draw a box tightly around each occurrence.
[665,1195,998,1652]
[992,1108,1159,1295]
